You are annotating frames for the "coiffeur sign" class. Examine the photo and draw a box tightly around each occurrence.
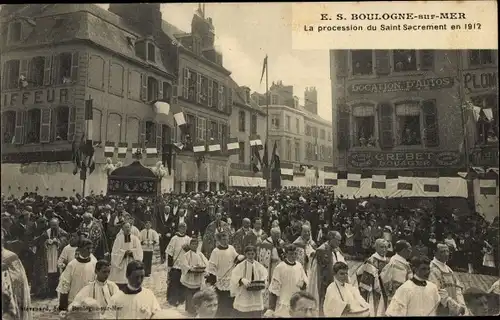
[348,77,454,95]
[347,150,463,169]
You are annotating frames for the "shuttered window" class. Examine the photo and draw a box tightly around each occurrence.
[67,107,76,142]
[375,50,390,75]
[14,110,25,144]
[419,50,434,71]
[40,108,52,143]
[378,102,394,149]
[422,100,439,147]
[1,111,16,144]
[335,50,348,77]
[26,109,41,143]
[140,73,148,101]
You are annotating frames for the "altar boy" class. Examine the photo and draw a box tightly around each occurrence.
[139,221,159,277]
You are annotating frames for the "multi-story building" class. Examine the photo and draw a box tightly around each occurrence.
[228,84,267,187]
[1,4,178,196]
[252,81,333,186]
[166,8,233,193]
[330,49,498,173]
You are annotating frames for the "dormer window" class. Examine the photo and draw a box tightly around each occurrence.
[8,22,22,43]
[147,43,155,62]
[135,41,147,60]
[192,37,201,55]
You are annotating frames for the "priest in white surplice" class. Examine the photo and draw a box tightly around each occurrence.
[385,256,441,316]
[57,238,97,311]
[268,244,308,317]
[109,222,143,291]
[42,218,69,298]
[230,245,268,318]
[323,261,369,317]
[103,260,161,319]
[166,222,191,307]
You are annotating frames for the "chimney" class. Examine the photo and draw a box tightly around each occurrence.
[304,87,318,114]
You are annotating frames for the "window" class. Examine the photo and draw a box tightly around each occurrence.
[286,140,292,160]
[147,43,155,62]
[469,50,493,66]
[145,121,156,144]
[305,125,311,136]
[187,70,197,102]
[8,22,22,43]
[185,114,196,141]
[285,115,291,131]
[320,129,325,140]
[319,145,325,160]
[135,41,147,60]
[192,37,201,55]
[219,123,228,151]
[396,103,421,146]
[305,142,312,160]
[147,77,158,101]
[353,105,376,147]
[294,141,300,161]
[472,95,498,144]
[251,114,257,134]
[238,142,245,163]
[4,60,20,89]
[185,182,195,193]
[271,94,278,105]
[328,131,332,141]
[351,50,373,75]
[55,52,77,85]
[162,82,171,101]
[54,106,69,141]
[295,118,300,133]
[393,50,417,72]
[238,111,246,132]
[26,109,41,143]
[209,121,218,140]
[109,62,125,96]
[312,127,318,138]
[219,86,225,111]
[2,111,16,144]
[200,76,209,106]
[212,81,219,108]
[271,115,280,129]
[29,56,45,87]
[196,117,206,141]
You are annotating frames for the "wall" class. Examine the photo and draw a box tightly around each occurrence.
[1,162,175,197]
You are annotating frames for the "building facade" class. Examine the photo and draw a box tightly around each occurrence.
[227,84,267,187]
[167,9,233,193]
[330,49,498,174]
[1,4,178,196]
[252,82,333,186]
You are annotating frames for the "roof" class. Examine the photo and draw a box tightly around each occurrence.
[229,77,266,115]
[161,20,188,46]
[2,4,174,75]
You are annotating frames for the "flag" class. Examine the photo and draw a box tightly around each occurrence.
[208,137,221,152]
[260,55,267,84]
[280,162,294,181]
[146,141,158,158]
[227,137,239,155]
[132,143,142,156]
[163,143,173,175]
[104,141,115,158]
[82,98,95,176]
[249,134,263,150]
[251,146,261,173]
[193,140,206,153]
[173,142,184,151]
[71,135,83,175]
[117,142,127,158]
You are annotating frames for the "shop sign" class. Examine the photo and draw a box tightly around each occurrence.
[471,145,499,167]
[348,77,454,95]
[2,88,72,107]
[463,71,498,91]
[347,150,463,169]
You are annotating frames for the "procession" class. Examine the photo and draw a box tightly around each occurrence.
[1,2,499,320]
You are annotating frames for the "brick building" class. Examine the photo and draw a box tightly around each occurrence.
[1,4,179,196]
[252,81,333,186]
[331,49,496,173]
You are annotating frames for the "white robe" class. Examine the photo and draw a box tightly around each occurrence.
[207,245,239,291]
[269,261,308,317]
[58,244,78,272]
[166,234,191,270]
[385,279,441,316]
[139,228,159,252]
[102,287,161,319]
[179,250,209,289]
[56,256,98,304]
[71,280,120,314]
[109,234,143,284]
[230,260,268,312]
[323,279,370,317]
[117,226,141,238]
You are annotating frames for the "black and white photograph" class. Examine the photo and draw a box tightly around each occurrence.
[1,2,498,319]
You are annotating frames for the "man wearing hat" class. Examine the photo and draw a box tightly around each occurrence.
[463,287,499,316]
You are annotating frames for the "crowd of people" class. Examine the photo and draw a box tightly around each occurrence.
[1,187,499,319]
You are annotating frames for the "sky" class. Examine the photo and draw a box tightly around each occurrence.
[97,3,332,122]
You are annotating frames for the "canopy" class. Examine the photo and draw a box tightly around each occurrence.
[107,161,159,197]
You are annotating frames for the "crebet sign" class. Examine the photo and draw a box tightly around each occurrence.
[347,150,463,169]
